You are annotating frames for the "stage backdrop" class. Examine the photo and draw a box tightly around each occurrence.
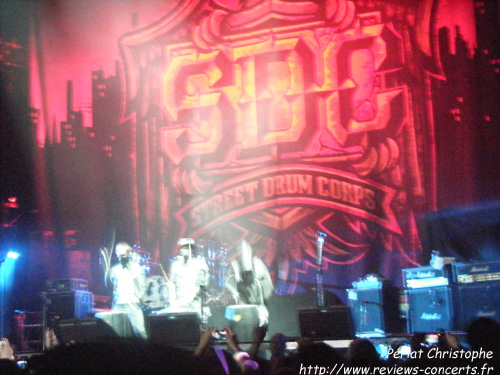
[24,0,497,299]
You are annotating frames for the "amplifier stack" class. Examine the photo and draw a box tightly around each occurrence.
[451,261,500,330]
[403,266,454,333]
[347,274,403,336]
[44,278,93,322]
[404,260,500,333]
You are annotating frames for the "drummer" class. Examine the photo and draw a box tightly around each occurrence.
[169,238,209,317]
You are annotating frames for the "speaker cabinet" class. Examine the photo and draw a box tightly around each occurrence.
[454,282,500,330]
[147,313,201,345]
[347,286,403,336]
[45,291,94,321]
[56,318,119,344]
[298,306,355,340]
[406,286,454,333]
[267,292,342,338]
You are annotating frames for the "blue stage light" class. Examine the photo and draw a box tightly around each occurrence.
[6,251,20,260]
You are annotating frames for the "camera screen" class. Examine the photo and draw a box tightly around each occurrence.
[425,334,439,345]
[212,330,227,340]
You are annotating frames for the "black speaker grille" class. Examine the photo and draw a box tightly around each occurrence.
[45,291,93,321]
[56,318,119,344]
[406,287,454,333]
[454,282,500,330]
[147,313,201,344]
[298,306,355,340]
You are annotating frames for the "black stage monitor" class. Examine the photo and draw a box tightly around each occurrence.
[298,306,355,340]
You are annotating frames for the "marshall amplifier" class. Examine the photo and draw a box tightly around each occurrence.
[405,286,455,333]
[403,266,450,289]
[451,261,500,284]
[453,282,500,330]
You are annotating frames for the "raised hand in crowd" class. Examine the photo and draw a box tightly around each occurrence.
[250,325,267,358]
[225,327,242,354]
[441,331,459,350]
[195,327,216,356]
[0,337,15,360]
[44,328,60,350]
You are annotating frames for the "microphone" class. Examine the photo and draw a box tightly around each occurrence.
[316,231,327,266]
[315,231,327,307]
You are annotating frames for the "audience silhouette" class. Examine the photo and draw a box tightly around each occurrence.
[1,317,499,375]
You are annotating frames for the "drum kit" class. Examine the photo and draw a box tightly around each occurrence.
[197,239,235,307]
[137,240,234,312]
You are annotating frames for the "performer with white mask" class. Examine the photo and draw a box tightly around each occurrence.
[109,241,148,339]
[169,238,209,318]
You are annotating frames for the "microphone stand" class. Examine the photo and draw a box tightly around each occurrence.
[315,232,327,307]
[0,260,5,339]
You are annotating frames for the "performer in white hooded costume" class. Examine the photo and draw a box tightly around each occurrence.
[227,240,274,326]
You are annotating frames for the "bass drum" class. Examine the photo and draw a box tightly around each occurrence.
[142,275,173,310]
